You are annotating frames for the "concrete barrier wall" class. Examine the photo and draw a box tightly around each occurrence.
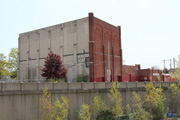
[0,81,177,120]
[0,81,176,91]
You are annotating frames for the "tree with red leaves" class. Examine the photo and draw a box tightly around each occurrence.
[41,51,67,81]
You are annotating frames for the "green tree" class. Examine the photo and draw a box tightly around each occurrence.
[169,55,180,80]
[40,87,69,120]
[108,82,123,118]
[125,104,131,117]
[77,104,91,120]
[0,53,10,80]
[40,87,55,120]
[131,92,151,120]
[8,48,18,78]
[143,82,165,120]
[53,97,69,120]
[168,83,180,112]
[91,94,107,119]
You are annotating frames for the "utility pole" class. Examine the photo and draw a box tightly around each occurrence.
[169,59,172,70]
[107,40,111,82]
[162,59,167,69]
[173,57,176,69]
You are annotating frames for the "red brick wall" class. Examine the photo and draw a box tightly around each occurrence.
[122,65,139,82]
[89,13,122,82]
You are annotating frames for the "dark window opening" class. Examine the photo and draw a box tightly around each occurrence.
[117,76,121,82]
[102,77,105,82]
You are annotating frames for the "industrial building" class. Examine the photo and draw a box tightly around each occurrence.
[18,13,123,82]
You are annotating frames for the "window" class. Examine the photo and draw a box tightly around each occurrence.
[85,57,89,67]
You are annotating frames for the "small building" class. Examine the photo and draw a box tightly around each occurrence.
[122,65,164,82]
[18,13,123,82]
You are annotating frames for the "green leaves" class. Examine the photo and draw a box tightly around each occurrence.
[0,53,10,79]
[92,94,107,119]
[77,104,91,120]
[143,82,165,120]
[40,87,69,120]
[108,82,123,118]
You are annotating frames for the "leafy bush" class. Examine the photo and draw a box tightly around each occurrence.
[77,104,91,120]
[76,75,89,82]
[92,94,107,119]
[131,92,151,120]
[108,82,123,118]
[143,82,165,120]
[96,110,114,120]
[168,83,180,112]
[53,97,69,120]
[40,87,69,120]
[125,104,131,117]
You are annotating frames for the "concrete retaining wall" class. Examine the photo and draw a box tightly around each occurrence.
[0,81,176,91]
[0,82,177,120]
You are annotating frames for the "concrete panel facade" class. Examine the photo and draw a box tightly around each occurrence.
[18,17,89,82]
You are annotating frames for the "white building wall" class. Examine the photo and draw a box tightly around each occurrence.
[18,17,89,82]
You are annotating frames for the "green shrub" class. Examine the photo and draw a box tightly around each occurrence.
[108,82,123,118]
[92,94,107,119]
[96,110,114,120]
[143,82,165,120]
[77,104,91,120]
[76,75,89,82]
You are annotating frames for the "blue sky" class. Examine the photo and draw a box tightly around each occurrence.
[1,0,180,69]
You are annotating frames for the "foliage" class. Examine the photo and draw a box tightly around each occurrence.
[40,87,55,120]
[91,94,107,119]
[168,83,180,112]
[77,104,91,120]
[157,76,161,82]
[125,104,131,117]
[0,53,10,80]
[76,75,89,82]
[40,87,69,120]
[143,82,165,120]
[41,51,67,81]
[108,82,123,118]
[96,110,114,120]
[8,48,18,78]
[169,55,180,80]
[131,92,151,120]
[53,97,69,120]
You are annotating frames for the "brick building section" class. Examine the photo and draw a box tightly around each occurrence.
[89,13,122,82]
[139,69,162,81]
[122,64,171,82]
[122,65,140,82]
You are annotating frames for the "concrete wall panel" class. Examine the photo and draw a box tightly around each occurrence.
[137,82,145,88]
[77,18,89,53]
[40,29,50,58]
[29,33,38,59]
[51,27,61,55]
[54,83,68,90]
[4,83,21,91]
[19,35,29,60]
[19,61,28,80]
[95,82,105,89]
[82,82,94,90]
[119,82,127,88]
[38,83,53,90]
[22,83,38,91]
[106,82,113,89]
[69,83,81,90]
